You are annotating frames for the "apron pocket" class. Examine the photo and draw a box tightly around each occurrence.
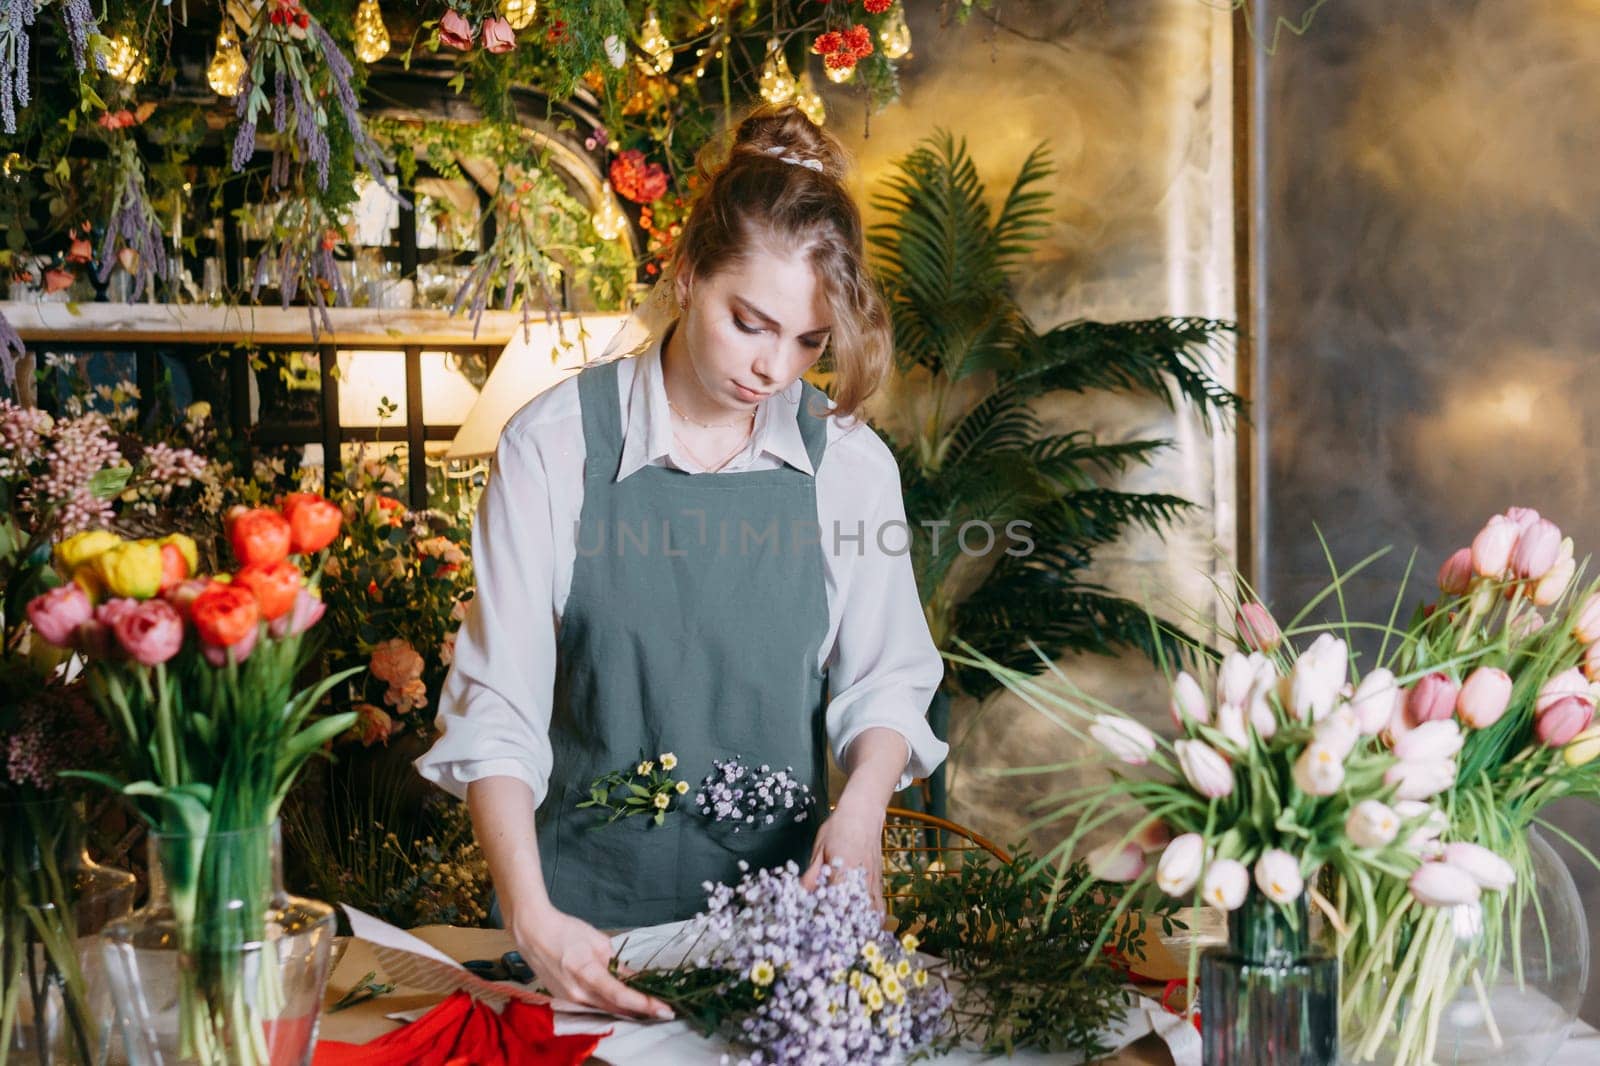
[552,787,684,919]
[677,817,814,904]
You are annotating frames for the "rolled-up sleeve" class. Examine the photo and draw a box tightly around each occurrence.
[414,424,557,807]
[824,465,949,793]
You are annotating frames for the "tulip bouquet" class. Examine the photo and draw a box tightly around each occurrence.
[954,504,1600,1066]
[24,494,359,1066]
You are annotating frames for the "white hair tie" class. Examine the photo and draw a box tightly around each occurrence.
[763,144,825,173]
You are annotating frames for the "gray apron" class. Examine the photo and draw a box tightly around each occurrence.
[535,356,831,927]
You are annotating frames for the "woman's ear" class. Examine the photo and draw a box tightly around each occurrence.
[673,270,693,312]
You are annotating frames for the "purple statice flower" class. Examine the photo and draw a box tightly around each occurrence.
[4,684,111,792]
[1,0,36,134]
[0,308,23,392]
[59,0,96,72]
[696,758,816,831]
[684,862,951,1065]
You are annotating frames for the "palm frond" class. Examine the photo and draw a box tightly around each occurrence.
[991,142,1055,271]
[1014,318,1241,428]
[1027,433,1171,489]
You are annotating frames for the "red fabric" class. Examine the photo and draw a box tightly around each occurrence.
[314,992,606,1066]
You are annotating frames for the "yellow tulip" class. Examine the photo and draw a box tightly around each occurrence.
[92,540,165,600]
[1563,725,1600,768]
[54,530,123,577]
[160,533,199,577]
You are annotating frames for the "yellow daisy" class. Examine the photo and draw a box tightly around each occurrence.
[659,752,678,770]
[894,959,911,979]
[750,960,775,987]
[912,970,928,989]
[653,793,670,810]
[675,780,690,794]
[636,760,654,775]
[866,986,885,1013]
[861,942,882,964]
[900,933,920,953]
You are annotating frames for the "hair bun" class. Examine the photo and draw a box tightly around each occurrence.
[729,104,850,182]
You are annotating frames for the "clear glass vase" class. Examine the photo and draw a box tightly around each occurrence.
[1340,827,1587,1066]
[1200,890,1340,1065]
[100,822,335,1066]
[1,796,137,1065]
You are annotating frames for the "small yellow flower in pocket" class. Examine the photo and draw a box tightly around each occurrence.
[653,792,670,810]
[659,752,678,770]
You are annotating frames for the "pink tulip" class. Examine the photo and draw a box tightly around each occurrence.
[481,16,516,53]
[1407,672,1459,725]
[1575,594,1600,644]
[1254,849,1305,904]
[1203,859,1250,911]
[268,588,326,639]
[26,584,93,647]
[1437,548,1473,596]
[1533,545,1575,606]
[1508,608,1546,643]
[1536,667,1592,714]
[1088,715,1157,766]
[113,599,185,666]
[1168,671,1209,729]
[1155,833,1205,896]
[1087,842,1146,883]
[1470,516,1519,579]
[1350,669,1403,734]
[1410,862,1482,907]
[1385,758,1457,801]
[1510,519,1562,580]
[1441,843,1516,891]
[1235,603,1281,653]
[1393,719,1464,762]
[94,597,138,629]
[1456,667,1513,729]
[201,623,259,667]
[1536,696,1594,747]
[438,9,474,50]
[1503,506,1542,532]
[1175,740,1234,799]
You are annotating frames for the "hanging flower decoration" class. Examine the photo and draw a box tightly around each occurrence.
[812,24,874,73]
[608,148,669,204]
[438,9,475,51]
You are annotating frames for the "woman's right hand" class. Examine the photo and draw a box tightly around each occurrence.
[512,905,675,1021]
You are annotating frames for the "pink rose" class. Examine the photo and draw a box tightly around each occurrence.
[269,588,326,639]
[26,584,94,647]
[201,623,259,667]
[439,9,474,50]
[114,599,186,666]
[370,638,424,685]
[481,16,515,53]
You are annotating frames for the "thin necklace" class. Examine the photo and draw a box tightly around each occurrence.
[672,421,754,473]
[667,395,753,430]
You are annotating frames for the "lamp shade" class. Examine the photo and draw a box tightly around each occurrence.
[446,314,631,459]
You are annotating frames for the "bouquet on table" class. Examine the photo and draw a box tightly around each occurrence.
[952,504,1600,1066]
[25,494,360,1066]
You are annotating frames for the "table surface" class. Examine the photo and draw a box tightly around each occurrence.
[318,925,1600,1065]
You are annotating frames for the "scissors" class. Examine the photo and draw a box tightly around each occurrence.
[462,951,536,984]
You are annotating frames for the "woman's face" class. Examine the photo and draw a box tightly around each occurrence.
[675,244,833,413]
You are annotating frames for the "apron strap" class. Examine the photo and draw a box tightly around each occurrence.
[796,381,830,472]
[577,358,625,484]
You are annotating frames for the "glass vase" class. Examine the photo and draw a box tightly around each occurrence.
[1,796,137,1065]
[1200,889,1339,1065]
[1340,827,1587,1066]
[100,822,335,1066]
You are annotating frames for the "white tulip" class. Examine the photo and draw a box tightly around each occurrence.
[1410,862,1481,907]
[1156,833,1206,897]
[1289,634,1349,722]
[1385,758,1457,801]
[1088,715,1157,766]
[1202,858,1250,912]
[1349,668,1403,735]
[1441,843,1516,892]
[1254,849,1305,904]
[1087,841,1146,883]
[1395,801,1448,856]
[1292,742,1346,796]
[1314,707,1362,759]
[1217,652,1271,708]
[1215,702,1251,752]
[1345,800,1400,849]
[1169,671,1209,729]
[1393,719,1465,763]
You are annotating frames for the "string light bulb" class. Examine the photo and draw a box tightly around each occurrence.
[591,181,629,242]
[354,0,390,63]
[823,61,854,85]
[639,8,673,74]
[104,35,148,84]
[206,25,247,96]
[500,0,538,31]
[879,5,912,60]
[796,72,825,126]
[758,39,798,105]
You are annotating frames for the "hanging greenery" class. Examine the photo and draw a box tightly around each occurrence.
[0,0,986,392]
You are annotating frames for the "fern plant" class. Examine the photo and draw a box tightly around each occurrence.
[868,132,1241,701]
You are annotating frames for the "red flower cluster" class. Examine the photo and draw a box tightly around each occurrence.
[863,0,894,13]
[609,149,669,205]
[812,24,874,71]
[269,0,310,30]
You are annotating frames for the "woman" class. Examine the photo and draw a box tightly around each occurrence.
[415,105,948,1020]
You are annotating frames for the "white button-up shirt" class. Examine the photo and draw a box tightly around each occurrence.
[414,336,949,808]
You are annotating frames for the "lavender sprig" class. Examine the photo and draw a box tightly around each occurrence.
[59,0,96,72]
[0,0,36,134]
[96,143,168,301]
[311,24,393,193]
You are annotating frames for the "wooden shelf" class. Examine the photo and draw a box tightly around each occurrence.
[1,301,528,348]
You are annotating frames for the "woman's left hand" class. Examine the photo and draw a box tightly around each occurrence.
[800,796,886,912]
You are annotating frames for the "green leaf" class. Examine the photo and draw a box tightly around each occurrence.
[88,465,134,499]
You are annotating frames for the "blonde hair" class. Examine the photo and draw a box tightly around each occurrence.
[667,104,891,420]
